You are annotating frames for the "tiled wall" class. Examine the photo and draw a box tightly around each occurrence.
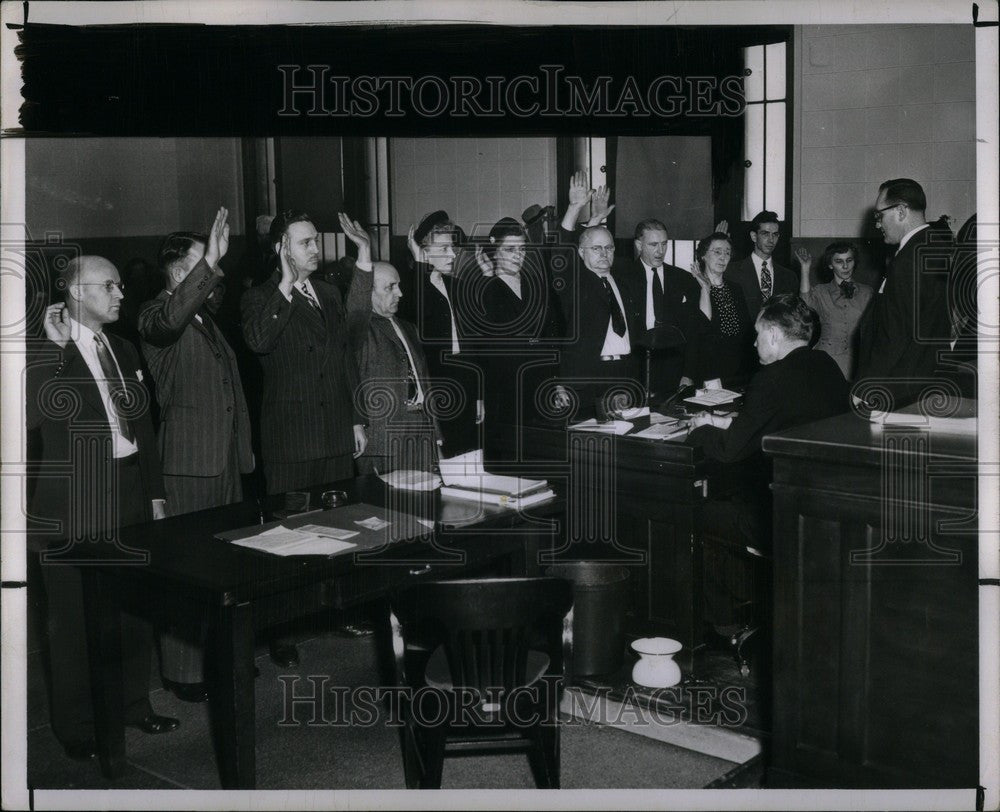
[795,24,976,237]
[26,138,245,239]
[389,138,557,237]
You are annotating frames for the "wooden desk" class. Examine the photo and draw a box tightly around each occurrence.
[763,413,978,788]
[518,420,710,665]
[79,475,562,789]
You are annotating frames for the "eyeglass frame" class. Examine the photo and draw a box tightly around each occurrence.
[584,244,615,254]
[873,202,906,223]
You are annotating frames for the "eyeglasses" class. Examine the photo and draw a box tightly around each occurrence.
[585,245,615,254]
[873,202,904,223]
[78,280,125,293]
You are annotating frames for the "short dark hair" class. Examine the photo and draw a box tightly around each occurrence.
[158,231,207,274]
[757,293,817,343]
[750,211,780,232]
[633,219,668,242]
[268,209,314,249]
[695,231,732,266]
[878,178,926,213]
[486,217,526,259]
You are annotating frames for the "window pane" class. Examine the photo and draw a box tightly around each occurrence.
[742,104,764,221]
[743,45,764,103]
[376,137,390,224]
[765,102,787,220]
[765,42,786,101]
[672,240,696,272]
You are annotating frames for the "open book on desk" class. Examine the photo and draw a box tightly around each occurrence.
[684,387,741,407]
[438,449,549,497]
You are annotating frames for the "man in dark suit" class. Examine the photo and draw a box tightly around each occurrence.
[724,210,798,320]
[341,213,440,474]
[550,172,642,418]
[405,210,483,458]
[27,256,179,761]
[856,178,952,408]
[241,210,366,495]
[688,294,849,636]
[138,208,254,702]
[618,218,705,403]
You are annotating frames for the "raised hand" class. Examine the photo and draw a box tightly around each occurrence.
[567,171,592,206]
[205,206,230,268]
[474,245,494,276]
[338,212,372,267]
[714,219,729,235]
[794,246,812,267]
[586,185,615,225]
[277,233,297,295]
[406,224,425,265]
[43,303,72,348]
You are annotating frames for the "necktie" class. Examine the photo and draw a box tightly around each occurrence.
[760,261,773,300]
[839,280,856,299]
[94,333,135,442]
[299,283,321,311]
[650,267,665,325]
[601,277,627,337]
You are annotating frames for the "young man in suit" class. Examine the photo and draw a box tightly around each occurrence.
[552,173,643,417]
[724,210,798,320]
[688,294,849,638]
[340,213,440,475]
[855,178,952,408]
[241,210,366,494]
[138,207,254,702]
[27,256,179,761]
[619,218,705,403]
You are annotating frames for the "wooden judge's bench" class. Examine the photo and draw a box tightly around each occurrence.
[763,409,979,789]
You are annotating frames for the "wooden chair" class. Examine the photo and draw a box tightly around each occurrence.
[388,577,574,789]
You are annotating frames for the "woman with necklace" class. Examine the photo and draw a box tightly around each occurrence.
[795,241,872,380]
[688,231,755,387]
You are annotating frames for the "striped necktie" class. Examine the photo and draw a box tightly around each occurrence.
[94,333,135,442]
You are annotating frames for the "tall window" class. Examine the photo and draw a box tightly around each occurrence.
[364,137,391,260]
[742,42,787,221]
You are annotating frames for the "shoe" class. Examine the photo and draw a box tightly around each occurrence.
[269,641,299,668]
[332,622,375,638]
[128,713,180,735]
[62,739,97,761]
[163,679,209,703]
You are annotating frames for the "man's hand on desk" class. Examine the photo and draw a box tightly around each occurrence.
[688,412,733,431]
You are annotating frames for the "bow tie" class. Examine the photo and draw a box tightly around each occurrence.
[838,280,856,299]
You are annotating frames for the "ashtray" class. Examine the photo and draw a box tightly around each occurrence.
[321,489,349,509]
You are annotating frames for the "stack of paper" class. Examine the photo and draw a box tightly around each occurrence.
[231,524,358,557]
[567,418,634,435]
[378,469,442,491]
[631,422,690,441]
[684,388,741,407]
[438,449,554,508]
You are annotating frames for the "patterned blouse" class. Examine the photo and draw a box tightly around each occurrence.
[710,283,745,337]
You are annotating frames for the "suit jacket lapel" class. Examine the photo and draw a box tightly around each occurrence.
[60,340,112,420]
[292,286,328,334]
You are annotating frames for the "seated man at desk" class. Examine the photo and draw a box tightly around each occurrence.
[687,293,849,637]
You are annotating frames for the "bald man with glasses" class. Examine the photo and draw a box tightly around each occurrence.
[553,173,642,417]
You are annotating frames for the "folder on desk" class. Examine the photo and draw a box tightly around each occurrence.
[438,449,553,507]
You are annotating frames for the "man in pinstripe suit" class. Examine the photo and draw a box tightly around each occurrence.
[241,210,367,496]
[138,207,254,701]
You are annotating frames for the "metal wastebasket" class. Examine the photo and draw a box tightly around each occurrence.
[546,562,630,675]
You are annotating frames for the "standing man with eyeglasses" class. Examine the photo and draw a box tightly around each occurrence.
[724,211,798,320]
[27,255,179,762]
[552,173,642,417]
[856,178,952,408]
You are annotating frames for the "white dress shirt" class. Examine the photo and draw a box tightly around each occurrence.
[428,270,461,354]
[596,273,631,357]
[69,317,139,459]
[642,262,664,330]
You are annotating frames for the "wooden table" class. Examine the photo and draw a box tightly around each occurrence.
[79,474,563,789]
[763,412,978,788]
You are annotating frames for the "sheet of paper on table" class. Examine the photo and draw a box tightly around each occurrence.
[230,525,357,557]
[684,388,741,407]
[631,422,690,441]
[568,418,634,435]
